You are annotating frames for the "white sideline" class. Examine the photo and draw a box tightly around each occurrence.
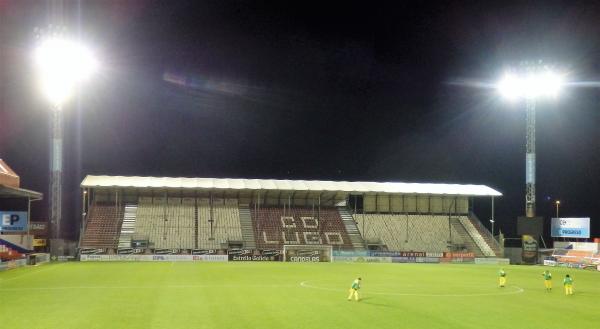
[0,283,298,292]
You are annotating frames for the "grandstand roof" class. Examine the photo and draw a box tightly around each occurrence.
[0,185,43,200]
[81,175,502,197]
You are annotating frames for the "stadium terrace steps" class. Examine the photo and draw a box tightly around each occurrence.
[238,204,257,249]
[458,217,496,257]
[118,204,138,248]
[250,206,354,250]
[337,207,366,251]
[80,203,124,248]
[449,217,484,256]
[194,204,199,249]
[467,213,501,257]
[354,214,466,253]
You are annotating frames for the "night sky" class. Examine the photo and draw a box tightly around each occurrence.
[2,1,600,240]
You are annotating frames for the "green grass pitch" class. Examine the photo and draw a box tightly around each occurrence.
[1,262,598,329]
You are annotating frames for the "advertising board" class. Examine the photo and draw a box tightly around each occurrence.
[29,222,48,235]
[521,235,538,265]
[392,256,440,263]
[333,256,392,263]
[369,251,426,257]
[80,254,228,262]
[0,211,28,232]
[228,249,282,261]
[551,218,590,238]
[474,258,510,265]
[32,239,46,247]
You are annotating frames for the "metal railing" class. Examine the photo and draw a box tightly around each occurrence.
[468,211,502,253]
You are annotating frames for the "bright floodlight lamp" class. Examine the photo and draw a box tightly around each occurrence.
[34,37,98,107]
[497,69,564,101]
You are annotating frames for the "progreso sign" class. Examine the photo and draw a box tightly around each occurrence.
[0,211,28,232]
[551,218,590,238]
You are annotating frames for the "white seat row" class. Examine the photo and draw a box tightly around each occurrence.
[134,197,195,249]
[198,198,242,249]
[353,214,464,252]
[129,197,243,249]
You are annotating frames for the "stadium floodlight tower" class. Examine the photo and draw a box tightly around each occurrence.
[497,63,564,218]
[33,31,98,242]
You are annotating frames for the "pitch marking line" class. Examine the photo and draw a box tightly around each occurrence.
[299,280,525,297]
[0,284,297,292]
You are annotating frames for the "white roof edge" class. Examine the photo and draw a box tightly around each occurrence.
[80,175,502,197]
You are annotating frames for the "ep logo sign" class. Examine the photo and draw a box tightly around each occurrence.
[2,214,20,226]
[0,212,28,232]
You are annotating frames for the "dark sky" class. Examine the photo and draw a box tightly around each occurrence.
[2,0,600,239]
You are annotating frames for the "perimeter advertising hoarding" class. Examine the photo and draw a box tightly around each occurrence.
[0,211,28,232]
[80,254,228,262]
[285,250,327,262]
[228,249,282,261]
[392,257,440,263]
[117,248,145,254]
[79,248,106,255]
[369,251,426,257]
[192,249,222,255]
[474,258,510,265]
[334,256,393,263]
[551,218,590,238]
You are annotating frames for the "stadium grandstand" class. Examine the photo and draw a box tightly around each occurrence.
[79,175,502,257]
[0,159,44,264]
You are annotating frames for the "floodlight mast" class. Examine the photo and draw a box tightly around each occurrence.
[34,28,97,243]
[497,64,563,218]
[525,98,536,217]
[50,105,63,241]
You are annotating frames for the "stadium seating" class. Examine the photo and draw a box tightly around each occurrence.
[81,199,498,255]
[134,197,196,249]
[197,198,243,249]
[554,250,599,265]
[0,243,23,261]
[80,202,124,248]
[82,197,244,250]
[353,214,465,252]
[250,206,353,249]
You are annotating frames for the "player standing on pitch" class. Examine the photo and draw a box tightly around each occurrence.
[542,270,552,292]
[498,268,506,287]
[347,277,361,301]
[563,274,574,295]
